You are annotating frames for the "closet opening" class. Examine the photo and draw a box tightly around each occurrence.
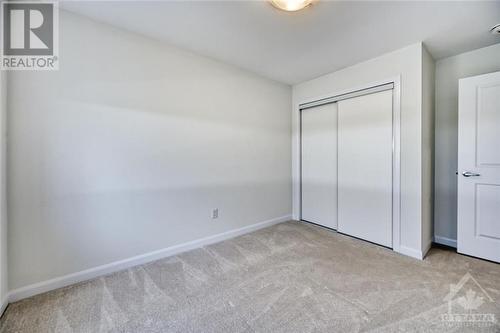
[299,79,401,250]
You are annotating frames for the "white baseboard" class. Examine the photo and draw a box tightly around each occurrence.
[398,245,426,260]
[434,235,457,248]
[8,215,292,303]
[0,294,8,317]
[422,239,432,259]
[398,240,432,260]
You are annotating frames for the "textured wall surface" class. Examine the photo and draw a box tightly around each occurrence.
[8,11,292,290]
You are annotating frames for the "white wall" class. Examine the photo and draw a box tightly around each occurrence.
[0,69,7,310]
[7,11,292,291]
[293,43,427,258]
[434,43,500,247]
[421,46,435,252]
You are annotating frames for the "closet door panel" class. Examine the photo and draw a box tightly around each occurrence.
[337,90,393,247]
[301,103,338,229]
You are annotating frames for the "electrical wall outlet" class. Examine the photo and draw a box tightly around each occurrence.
[212,208,219,219]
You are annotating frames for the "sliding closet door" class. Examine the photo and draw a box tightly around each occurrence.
[301,103,337,229]
[337,90,393,247]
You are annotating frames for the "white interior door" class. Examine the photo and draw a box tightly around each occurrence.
[458,71,500,263]
[301,103,337,229]
[337,90,393,247]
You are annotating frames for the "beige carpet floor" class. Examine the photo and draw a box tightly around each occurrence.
[1,221,499,332]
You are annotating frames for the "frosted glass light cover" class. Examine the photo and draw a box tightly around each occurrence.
[271,0,313,12]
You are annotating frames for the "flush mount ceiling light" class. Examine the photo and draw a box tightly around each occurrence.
[271,0,313,12]
[490,23,500,35]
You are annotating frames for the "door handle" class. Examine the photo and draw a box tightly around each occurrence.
[462,171,481,177]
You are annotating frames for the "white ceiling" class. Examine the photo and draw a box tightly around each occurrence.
[61,1,500,85]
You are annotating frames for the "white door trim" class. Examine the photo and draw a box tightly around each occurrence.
[297,76,401,253]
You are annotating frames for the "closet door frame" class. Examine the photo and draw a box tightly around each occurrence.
[298,76,401,253]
